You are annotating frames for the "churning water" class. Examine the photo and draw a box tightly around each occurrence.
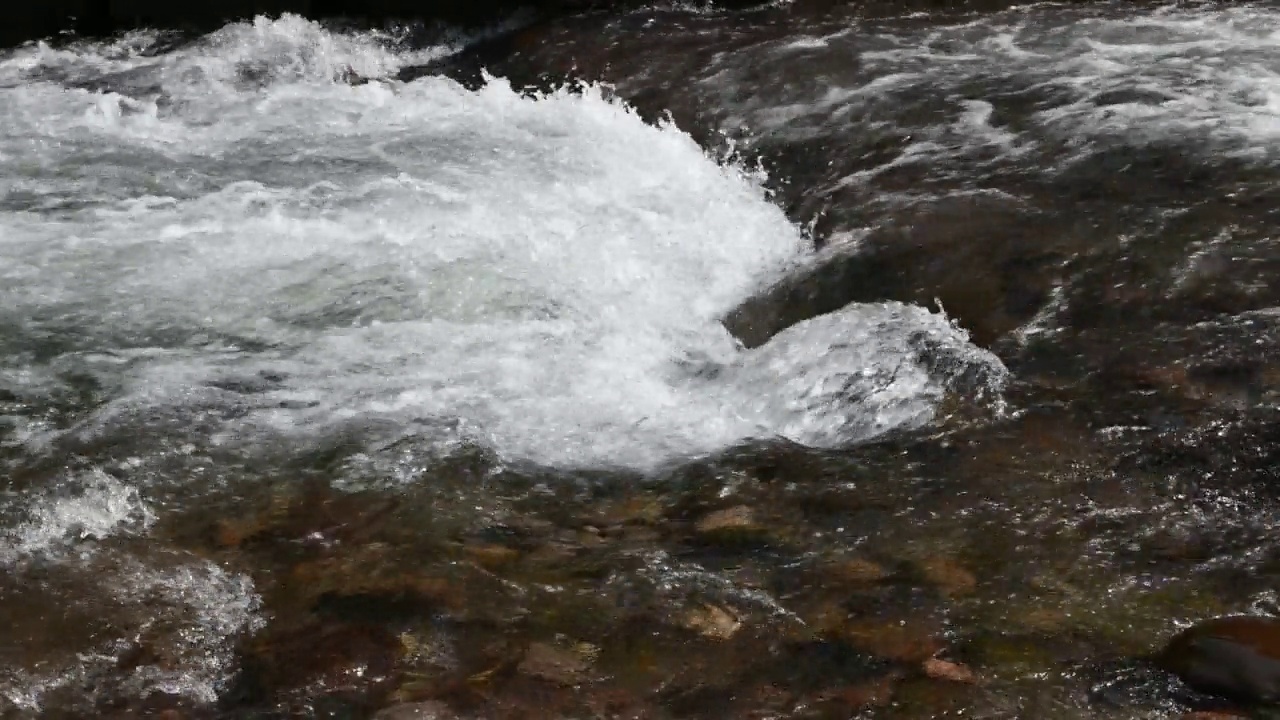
[4,2,1280,714]
[0,18,1006,707]
[0,16,1002,474]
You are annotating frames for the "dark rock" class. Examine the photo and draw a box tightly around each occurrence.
[809,673,900,712]
[1156,616,1280,704]
[4,1,304,49]
[235,620,403,710]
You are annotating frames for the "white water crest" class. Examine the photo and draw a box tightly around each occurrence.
[0,15,1004,471]
[707,3,1280,169]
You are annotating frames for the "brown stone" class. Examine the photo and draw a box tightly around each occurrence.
[804,600,850,636]
[843,621,944,663]
[917,557,977,596]
[618,525,662,546]
[682,604,742,640]
[695,505,759,534]
[463,543,520,569]
[575,526,607,548]
[922,658,980,684]
[1011,607,1069,633]
[827,557,890,584]
[829,558,890,579]
[212,517,255,548]
[1181,713,1249,720]
[518,641,595,685]
[523,541,582,566]
[599,495,664,526]
[288,550,465,613]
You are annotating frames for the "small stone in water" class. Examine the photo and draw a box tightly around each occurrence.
[518,641,595,685]
[923,658,981,684]
[463,543,520,569]
[683,604,742,640]
[1156,615,1280,704]
[695,505,759,533]
[827,557,889,584]
[693,505,773,547]
[917,556,977,596]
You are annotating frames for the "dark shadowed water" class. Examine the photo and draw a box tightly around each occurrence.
[1,2,1279,718]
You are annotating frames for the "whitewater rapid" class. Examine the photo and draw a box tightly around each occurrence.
[0,15,1002,472]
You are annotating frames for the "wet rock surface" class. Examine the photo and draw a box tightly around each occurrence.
[1157,616,1280,705]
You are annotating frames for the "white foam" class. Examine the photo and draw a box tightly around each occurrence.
[0,469,154,562]
[704,3,1280,185]
[0,554,262,711]
[718,301,1006,447]
[0,16,1005,471]
[110,559,264,703]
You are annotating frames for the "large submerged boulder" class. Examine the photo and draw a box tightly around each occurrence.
[1157,616,1280,705]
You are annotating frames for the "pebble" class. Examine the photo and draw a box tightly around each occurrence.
[826,557,889,584]
[922,658,981,684]
[695,505,760,534]
[683,604,742,640]
[518,641,595,685]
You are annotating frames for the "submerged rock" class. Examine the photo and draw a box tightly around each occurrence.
[916,556,978,597]
[690,504,781,550]
[825,557,891,585]
[922,658,981,685]
[682,604,743,641]
[517,641,597,686]
[841,620,945,664]
[694,505,763,536]
[1157,616,1280,704]
[373,700,460,719]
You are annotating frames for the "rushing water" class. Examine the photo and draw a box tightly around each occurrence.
[2,3,1280,718]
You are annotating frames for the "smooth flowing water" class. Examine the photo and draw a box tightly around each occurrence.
[1,3,1279,718]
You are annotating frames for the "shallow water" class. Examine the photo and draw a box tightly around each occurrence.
[2,3,1279,718]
